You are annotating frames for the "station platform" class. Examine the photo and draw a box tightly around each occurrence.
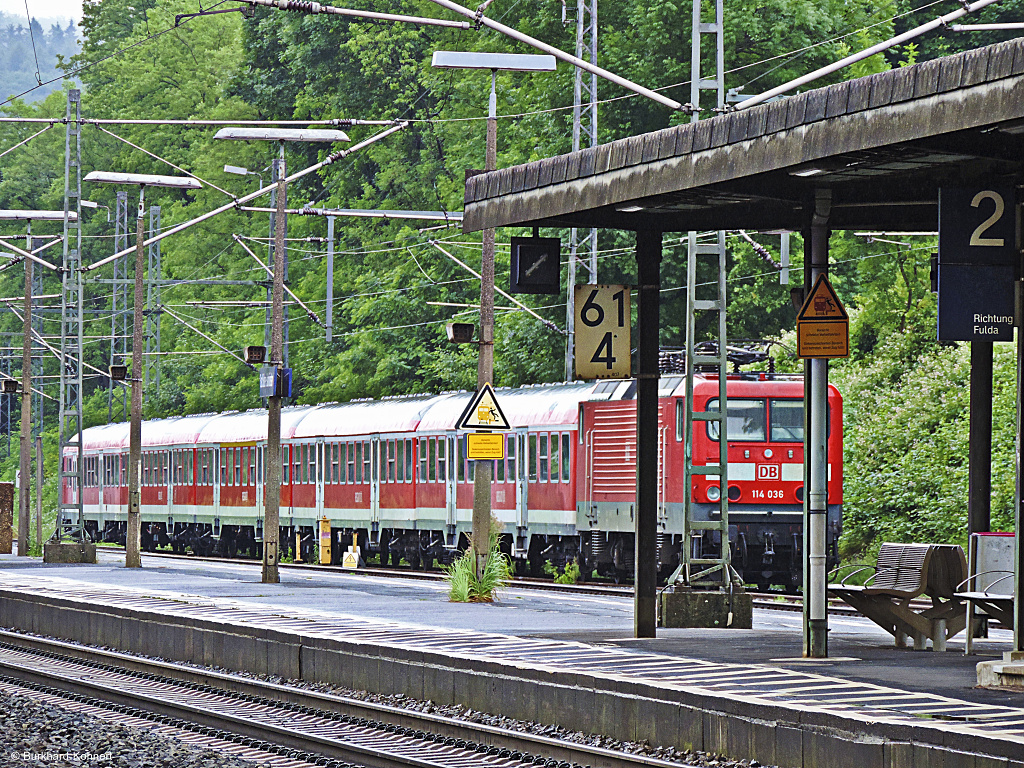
[0,550,1020,768]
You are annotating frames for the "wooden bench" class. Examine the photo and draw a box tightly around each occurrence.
[829,543,967,651]
[958,532,1014,655]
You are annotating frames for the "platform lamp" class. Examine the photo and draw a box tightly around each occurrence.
[0,209,75,556]
[430,51,556,580]
[213,127,350,585]
[82,173,203,569]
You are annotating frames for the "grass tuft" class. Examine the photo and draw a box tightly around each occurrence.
[444,538,512,603]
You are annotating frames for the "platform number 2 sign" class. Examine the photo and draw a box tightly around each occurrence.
[574,285,631,379]
[938,186,1016,264]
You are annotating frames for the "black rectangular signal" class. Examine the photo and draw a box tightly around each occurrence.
[510,236,561,295]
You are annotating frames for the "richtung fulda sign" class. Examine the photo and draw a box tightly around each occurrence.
[937,186,1017,341]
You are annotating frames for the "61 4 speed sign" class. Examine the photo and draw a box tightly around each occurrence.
[574,284,631,379]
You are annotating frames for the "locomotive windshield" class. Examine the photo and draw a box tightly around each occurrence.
[705,398,765,441]
[702,397,810,443]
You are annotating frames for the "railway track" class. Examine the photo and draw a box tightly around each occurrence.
[91,544,862,615]
[0,630,698,768]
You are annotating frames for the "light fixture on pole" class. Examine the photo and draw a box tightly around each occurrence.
[80,200,111,222]
[224,164,267,188]
[83,171,203,569]
[431,50,556,579]
[214,126,349,585]
[0,209,73,557]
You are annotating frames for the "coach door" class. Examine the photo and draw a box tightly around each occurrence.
[315,440,325,518]
[212,449,221,513]
[97,454,107,517]
[514,429,529,536]
[255,445,264,520]
[165,451,173,518]
[369,435,380,544]
[444,430,457,544]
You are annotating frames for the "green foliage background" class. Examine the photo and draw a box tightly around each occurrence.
[0,0,1019,554]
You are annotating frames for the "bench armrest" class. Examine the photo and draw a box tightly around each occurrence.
[827,564,877,587]
[957,570,1014,595]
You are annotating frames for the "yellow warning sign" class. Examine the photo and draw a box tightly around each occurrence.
[797,274,849,321]
[457,383,511,431]
[796,275,849,359]
[467,432,505,460]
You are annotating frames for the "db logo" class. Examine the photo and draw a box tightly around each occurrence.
[757,464,781,481]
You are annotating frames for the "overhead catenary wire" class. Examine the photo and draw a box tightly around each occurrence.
[429,240,563,334]
[231,234,325,327]
[92,124,236,199]
[158,304,256,369]
[82,122,409,272]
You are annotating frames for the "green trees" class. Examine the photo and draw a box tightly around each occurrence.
[0,0,1015,555]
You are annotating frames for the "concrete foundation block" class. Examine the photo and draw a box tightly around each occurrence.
[977,653,1024,688]
[42,541,96,564]
[661,588,753,629]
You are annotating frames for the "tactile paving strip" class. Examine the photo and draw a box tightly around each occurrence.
[2,572,1023,744]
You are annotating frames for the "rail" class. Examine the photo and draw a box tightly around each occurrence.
[0,629,693,768]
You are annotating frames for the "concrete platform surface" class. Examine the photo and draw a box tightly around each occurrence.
[0,551,1020,768]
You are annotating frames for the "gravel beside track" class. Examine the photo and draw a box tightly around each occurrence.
[0,688,265,768]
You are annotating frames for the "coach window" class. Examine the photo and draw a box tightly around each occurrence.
[438,438,448,481]
[419,439,428,482]
[388,440,397,483]
[347,443,355,483]
[427,439,436,482]
[363,441,371,483]
[404,439,413,482]
[506,436,515,482]
[279,449,288,485]
[550,435,560,483]
[539,434,549,482]
[354,443,362,483]
[219,449,226,485]
[706,398,766,442]
[311,445,318,484]
[248,448,255,485]
[233,448,240,485]
[457,436,466,482]
[330,444,338,483]
[562,434,570,481]
[496,446,505,482]
[528,434,537,481]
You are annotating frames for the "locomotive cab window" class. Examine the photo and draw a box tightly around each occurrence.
[706,398,766,442]
[770,399,804,442]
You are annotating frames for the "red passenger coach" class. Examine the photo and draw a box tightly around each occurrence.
[64,374,842,586]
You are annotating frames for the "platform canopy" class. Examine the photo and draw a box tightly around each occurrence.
[463,38,1024,234]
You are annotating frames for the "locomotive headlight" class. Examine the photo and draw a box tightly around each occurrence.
[706,484,721,501]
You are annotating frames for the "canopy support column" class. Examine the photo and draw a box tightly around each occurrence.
[635,228,662,638]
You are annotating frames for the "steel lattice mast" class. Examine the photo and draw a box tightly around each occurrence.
[58,89,85,541]
[145,206,162,400]
[108,191,129,422]
[564,0,598,380]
